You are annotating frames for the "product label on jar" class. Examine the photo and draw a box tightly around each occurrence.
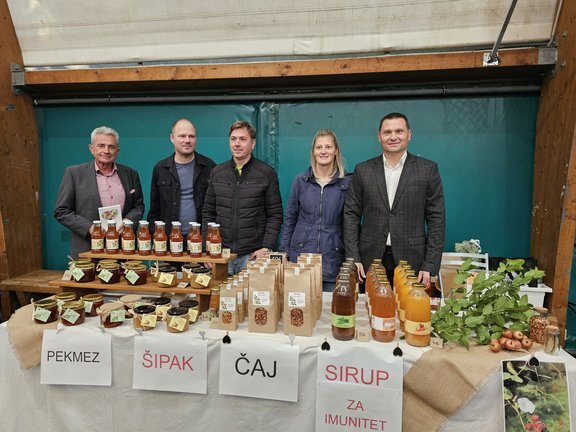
[98,268,113,283]
[154,240,167,252]
[404,320,431,335]
[195,274,211,287]
[170,241,184,253]
[91,238,104,250]
[158,272,175,285]
[252,291,270,306]
[371,316,396,331]
[141,314,157,328]
[71,267,85,282]
[331,313,356,328]
[188,241,202,254]
[220,296,236,311]
[84,301,94,314]
[288,292,306,307]
[34,307,52,323]
[122,239,135,251]
[156,305,170,319]
[188,309,199,322]
[169,316,187,331]
[106,238,119,250]
[110,310,125,323]
[209,242,222,254]
[138,239,151,251]
[125,270,140,285]
[61,308,80,324]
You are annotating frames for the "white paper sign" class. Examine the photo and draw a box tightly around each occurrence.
[41,327,112,386]
[133,331,208,394]
[316,343,403,432]
[219,333,299,402]
[98,204,123,231]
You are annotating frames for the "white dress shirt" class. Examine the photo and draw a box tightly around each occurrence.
[383,152,407,246]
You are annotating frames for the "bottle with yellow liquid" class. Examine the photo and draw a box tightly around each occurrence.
[404,283,431,347]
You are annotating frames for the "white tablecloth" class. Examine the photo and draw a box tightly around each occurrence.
[1,296,575,432]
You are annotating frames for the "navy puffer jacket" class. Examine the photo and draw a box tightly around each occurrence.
[280,167,352,282]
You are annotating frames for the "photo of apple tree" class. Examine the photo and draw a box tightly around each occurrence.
[501,360,571,431]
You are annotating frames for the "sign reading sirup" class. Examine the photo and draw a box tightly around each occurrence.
[219,333,299,401]
[41,327,112,386]
[316,342,403,431]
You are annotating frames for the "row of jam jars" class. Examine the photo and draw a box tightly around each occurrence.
[404,283,431,347]
[331,271,356,341]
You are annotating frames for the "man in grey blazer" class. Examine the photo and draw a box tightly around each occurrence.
[54,126,145,259]
[344,112,445,286]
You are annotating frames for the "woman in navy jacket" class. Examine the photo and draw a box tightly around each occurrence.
[280,129,352,291]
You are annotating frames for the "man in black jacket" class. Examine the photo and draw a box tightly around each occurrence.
[202,120,283,274]
[148,119,216,238]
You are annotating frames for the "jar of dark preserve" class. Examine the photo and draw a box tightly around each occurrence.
[55,292,77,307]
[97,302,125,328]
[97,261,120,284]
[72,261,95,283]
[33,298,58,324]
[81,293,104,317]
[125,264,147,286]
[60,300,86,326]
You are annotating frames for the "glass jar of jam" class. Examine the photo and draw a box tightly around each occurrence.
[150,262,173,282]
[71,261,95,283]
[60,300,86,326]
[153,221,168,256]
[169,221,184,257]
[137,220,152,255]
[105,220,120,254]
[187,222,203,258]
[133,304,158,331]
[97,261,120,284]
[91,220,105,253]
[178,299,200,323]
[151,297,172,308]
[125,264,147,286]
[97,302,125,328]
[81,293,104,317]
[55,292,77,307]
[121,220,136,254]
[33,298,58,324]
[157,266,178,288]
[166,307,190,333]
[120,294,142,314]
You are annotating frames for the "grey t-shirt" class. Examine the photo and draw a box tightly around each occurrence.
[176,159,196,234]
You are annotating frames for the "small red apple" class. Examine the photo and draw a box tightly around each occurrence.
[490,339,502,353]
[521,337,533,349]
[502,329,513,339]
[505,339,516,351]
[513,330,525,340]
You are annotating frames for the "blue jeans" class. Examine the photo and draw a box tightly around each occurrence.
[323,282,336,292]
[228,254,250,275]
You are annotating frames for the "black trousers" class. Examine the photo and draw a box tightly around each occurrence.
[382,245,396,286]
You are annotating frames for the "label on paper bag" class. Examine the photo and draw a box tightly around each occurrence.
[252,291,270,306]
[220,297,236,311]
[288,292,306,307]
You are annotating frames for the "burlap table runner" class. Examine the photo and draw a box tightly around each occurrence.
[7,304,58,369]
[402,342,531,431]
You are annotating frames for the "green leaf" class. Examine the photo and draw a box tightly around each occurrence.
[503,388,513,400]
[465,315,485,327]
[503,372,512,380]
[494,314,505,327]
[511,375,523,383]
[506,361,517,375]
[459,335,470,350]
[482,304,493,316]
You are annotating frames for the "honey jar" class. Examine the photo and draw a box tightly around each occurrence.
[156,266,178,288]
[178,299,200,323]
[166,307,190,333]
[81,293,104,317]
[150,262,173,282]
[133,304,158,331]
[97,302,125,328]
[33,298,58,324]
[60,300,86,326]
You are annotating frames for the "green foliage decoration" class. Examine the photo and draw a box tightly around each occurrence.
[431,259,545,350]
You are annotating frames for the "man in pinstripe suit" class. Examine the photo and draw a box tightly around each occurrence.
[343,112,445,287]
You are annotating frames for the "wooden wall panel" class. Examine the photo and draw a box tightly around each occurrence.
[0,0,41,278]
[531,1,576,339]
